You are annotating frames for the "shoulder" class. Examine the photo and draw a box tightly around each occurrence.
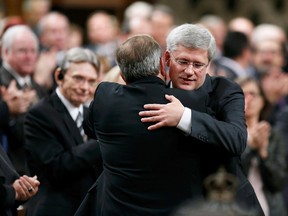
[0,67,12,86]
[27,95,53,116]
[97,81,122,90]
[210,75,242,94]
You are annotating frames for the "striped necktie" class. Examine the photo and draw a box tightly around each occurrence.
[76,112,87,141]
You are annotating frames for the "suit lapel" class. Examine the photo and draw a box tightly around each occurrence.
[51,93,84,145]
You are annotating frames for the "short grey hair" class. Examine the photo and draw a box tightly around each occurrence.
[116,34,162,83]
[1,25,39,56]
[60,47,101,75]
[166,23,216,61]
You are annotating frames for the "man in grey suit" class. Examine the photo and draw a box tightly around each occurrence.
[24,47,103,216]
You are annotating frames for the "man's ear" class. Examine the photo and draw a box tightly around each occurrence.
[160,57,166,78]
[54,68,63,86]
[164,50,171,66]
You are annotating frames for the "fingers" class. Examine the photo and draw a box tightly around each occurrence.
[165,94,177,102]
[13,179,28,201]
[20,176,35,194]
[7,80,18,91]
[147,122,165,130]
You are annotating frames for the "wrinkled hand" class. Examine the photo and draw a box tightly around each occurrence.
[1,81,31,115]
[139,94,185,130]
[13,175,40,201]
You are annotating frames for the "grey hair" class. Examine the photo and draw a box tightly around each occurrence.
[1,25,39,56]
[60,47,101,75]
[166,23,216,61]
[116,34,162,83]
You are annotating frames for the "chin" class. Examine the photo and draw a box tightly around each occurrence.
[179,85,195,91]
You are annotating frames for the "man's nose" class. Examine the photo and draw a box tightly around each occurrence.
[184,64,195,75]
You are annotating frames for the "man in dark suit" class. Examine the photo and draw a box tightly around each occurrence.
[23,47,103,216]
[139,24,264,215]
[76,35,212,216]
[0,25,47,175]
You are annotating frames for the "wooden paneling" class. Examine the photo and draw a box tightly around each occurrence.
[53,0,131,8]
[3,0,23,16]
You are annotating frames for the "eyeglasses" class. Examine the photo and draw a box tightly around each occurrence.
[170,52,208,73]
[68,74,98,87]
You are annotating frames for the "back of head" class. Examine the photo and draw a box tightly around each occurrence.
[116,34,162,83]
[166,24,217,61]
[223,31,249,59]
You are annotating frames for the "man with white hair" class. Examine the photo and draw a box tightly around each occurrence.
[0,25,47,175]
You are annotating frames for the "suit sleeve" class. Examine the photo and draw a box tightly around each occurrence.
[190,80,247,156]
[83,99,97,139]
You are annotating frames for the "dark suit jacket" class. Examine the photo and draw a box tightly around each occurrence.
[0,145,20,216]
[77,74,263,216]
[77,76,214,216]
[0,66,47,175]
[23,92,103,216]
[189,74,263,214]
[0,100,19,216]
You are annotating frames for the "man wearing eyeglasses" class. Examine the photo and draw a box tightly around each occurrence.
[139,24,264,215]
[23,47,103,216]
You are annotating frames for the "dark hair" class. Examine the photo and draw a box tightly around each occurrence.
[235,77,272,121]
[223,31,250,59]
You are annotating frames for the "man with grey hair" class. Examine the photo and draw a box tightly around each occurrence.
[75,34,208,215]
[23,47,103,216]
[139,24,264,215]
[0,24,47,175]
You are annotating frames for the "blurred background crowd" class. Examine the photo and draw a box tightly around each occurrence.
[1,0,288,215]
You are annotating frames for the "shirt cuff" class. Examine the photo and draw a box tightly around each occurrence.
[176,107,192,135]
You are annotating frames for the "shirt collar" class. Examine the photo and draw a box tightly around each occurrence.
[56,87,83,121]
[3,62,32,87]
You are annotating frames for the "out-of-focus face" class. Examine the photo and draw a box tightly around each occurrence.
[242,81,264,118]
[165,45,209,90]
[41,14,69,51]
[252,40,284,72]
[151,11,174,48]
[58,62,98,107]
[87,13,118,44]
[5,32,38,76]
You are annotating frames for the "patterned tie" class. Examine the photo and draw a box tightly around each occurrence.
[76,112,87,141]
